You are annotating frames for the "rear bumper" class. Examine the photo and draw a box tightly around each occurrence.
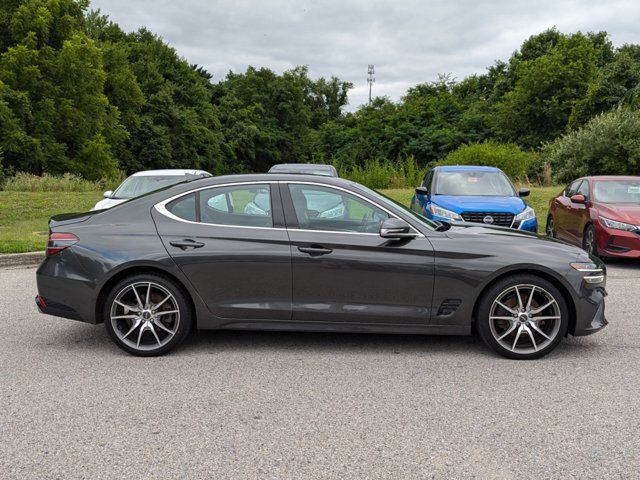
[36,253,98,324]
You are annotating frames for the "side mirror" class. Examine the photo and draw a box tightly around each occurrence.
[570,194,587,205]
[103,190,113,199]
[518,188,530,197]
[415,186,429,196]
[380,218,417,239]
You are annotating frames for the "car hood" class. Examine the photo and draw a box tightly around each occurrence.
[595,202,640,225]
[445,222,589,258]
[91,197,128,211]
[431,194,526,214]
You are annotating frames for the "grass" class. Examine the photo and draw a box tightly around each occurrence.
[0,186,561,254]
[0,192,103,254]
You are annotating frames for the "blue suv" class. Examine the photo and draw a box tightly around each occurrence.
[410,165,538,232]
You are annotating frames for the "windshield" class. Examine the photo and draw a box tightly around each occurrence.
[355,184,440,230]
[434,171,516,196]
[593,180,640,204]
[112,175,188,199]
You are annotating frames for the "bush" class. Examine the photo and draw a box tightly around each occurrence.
[542,108,640,184]
[435,141,537,182]
[1,172,124,192]
[336,157,427,189]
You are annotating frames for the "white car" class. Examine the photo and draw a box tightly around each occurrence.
[92,169,212,211]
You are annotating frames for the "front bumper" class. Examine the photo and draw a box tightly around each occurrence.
[429,213,538,232]
[566,265,608,337]
[596,222,640,258]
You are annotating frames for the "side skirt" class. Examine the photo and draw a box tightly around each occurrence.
[198,319,470,336]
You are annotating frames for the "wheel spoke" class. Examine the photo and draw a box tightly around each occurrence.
[511,325,523,351]
[153,319,175,335]
[524,325,537,351]
[149,323,161,345]
[530,316,560,321]
[530,299,556,315]
[155,310,179,316]
[114,299,136,311]
[131,285,144,310]
[145,282,151,307]
[526,286,536,311]
[111,314,138,320]
[490,316,516,321]
[152,295,171,310]
[529,321,552,340]
[497,322,518,341]
[136,323,145,347]
[123,319,142,339]
[495,301,517,315]
[514,286,524,311]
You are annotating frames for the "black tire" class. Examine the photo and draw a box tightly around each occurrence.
[103,273,192,356]
[477,274,569,360]
[583,224,599,258]
[546,215,555,238]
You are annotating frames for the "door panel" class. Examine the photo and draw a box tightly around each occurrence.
[153,183,291,321]
[282,182,434,325]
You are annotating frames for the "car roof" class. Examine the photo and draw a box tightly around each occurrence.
[434,165,502,172]
[584,175,640,182]
[130,169,211,177]
[268,163,338,177]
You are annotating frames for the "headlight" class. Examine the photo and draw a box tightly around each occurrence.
[429,204,462,221]
[570,262,602,272]
[514,206,535,221]
[571,262,605,284]
[599,216,638,232]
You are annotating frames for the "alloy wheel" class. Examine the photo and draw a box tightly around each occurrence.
[489,284,561,355]
[110,281,180,352]
[546,217,554,237]
[584,227,596,256]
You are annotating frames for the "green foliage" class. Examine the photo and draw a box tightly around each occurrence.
[0,1,637,188]
[1,171,122,191]
[436,141,537,182]
[337,157,426,189]
[492,30,611,148]
[542,108,640,184]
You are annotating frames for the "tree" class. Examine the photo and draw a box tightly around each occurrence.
[543,108,640,183]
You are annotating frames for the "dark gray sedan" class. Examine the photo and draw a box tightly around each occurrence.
[36,174,607,359]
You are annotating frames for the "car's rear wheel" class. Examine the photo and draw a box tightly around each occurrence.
[104,273,192,356]
[583,224,599,258]
[477,275,568,359]
[546,215,555,238]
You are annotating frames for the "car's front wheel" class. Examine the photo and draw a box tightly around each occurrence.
[546,215,555,238]
[104,273,192,356]
[583,224,599,258]
[477,275,568,359]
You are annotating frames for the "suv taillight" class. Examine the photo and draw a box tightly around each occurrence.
[46,232,79,256]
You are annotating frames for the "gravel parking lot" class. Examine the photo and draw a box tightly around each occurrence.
[1,264,639,479]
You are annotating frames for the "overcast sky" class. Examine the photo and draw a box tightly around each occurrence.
[90,0,640,109]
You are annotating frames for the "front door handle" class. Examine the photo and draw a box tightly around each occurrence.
[170,239,205,250]
[298,245,333,256]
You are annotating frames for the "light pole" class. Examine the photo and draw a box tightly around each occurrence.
[367,65,375,105]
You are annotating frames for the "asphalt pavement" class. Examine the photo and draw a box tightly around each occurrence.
[1,263,639,479]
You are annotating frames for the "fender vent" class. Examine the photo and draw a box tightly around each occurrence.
[437,299,462,316]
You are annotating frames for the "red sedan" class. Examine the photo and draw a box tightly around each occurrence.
[547,176,640,259]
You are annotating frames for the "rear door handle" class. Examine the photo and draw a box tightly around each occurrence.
[170,239,205,250]
[298,245,333,256]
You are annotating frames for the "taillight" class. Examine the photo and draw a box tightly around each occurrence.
[46,232,79,256]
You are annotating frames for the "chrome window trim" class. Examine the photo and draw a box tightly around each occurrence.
[282,181,423,236]
[154,179,424,237]
[154,181,280,231]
